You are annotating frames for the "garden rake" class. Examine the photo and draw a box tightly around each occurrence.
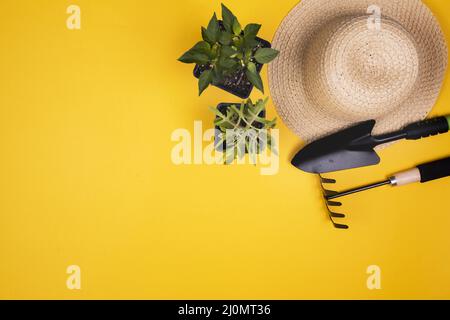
[319,157,450,229]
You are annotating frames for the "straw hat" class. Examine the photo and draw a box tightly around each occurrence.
[269,0,448,143]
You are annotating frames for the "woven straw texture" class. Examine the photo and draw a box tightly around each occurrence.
[268,0,448,143]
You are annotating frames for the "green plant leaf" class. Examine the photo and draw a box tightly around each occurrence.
[246,62,264,92]
[243,48,252,64]
[246,98,267,123]
[225,146,236,164]
[232,17,242,36]
[243,38,258,49]
[219,31,232,45]
[243,24,261,49]
[232,36,243,49]
[210,43,220,59]
[221,3,235,33]
[244,24,261,41]
[219,56,237,70]
[267,134,279,156]
[198,69,213,95]
[221,45,237,58]
[178,41,212,64]
[206,13,220,43]
[211,107,236,130]
[192,41,211,53]
[211,65,224,84]
[201,27,213,44]
[266,118,277,129]
[253,48,280,64]
[209,106,225,118]
[178,49,210,65]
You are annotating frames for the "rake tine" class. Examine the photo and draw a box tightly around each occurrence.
[320,176,336,184]
[332,222,349,229]
[319,174,350,229]
[326,210,349,229]
[323,189,339,197]
[327,200,342,207]
[330,212,346,218]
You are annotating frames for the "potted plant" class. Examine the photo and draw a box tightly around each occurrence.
[210,98,277,164]
[178,4,279,98]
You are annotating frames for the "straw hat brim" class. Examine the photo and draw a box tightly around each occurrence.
[268,0,448,144]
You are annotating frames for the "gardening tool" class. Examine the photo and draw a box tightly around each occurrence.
[321,157,450,229]
[292,116,450,174]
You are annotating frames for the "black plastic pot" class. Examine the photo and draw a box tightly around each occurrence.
[194,23,271,99]
[214,103,266,153]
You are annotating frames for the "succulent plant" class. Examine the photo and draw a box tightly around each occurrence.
[178,3,280,95]
[210,98,277,164]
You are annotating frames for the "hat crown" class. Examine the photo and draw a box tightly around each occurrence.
[303,16,420,121]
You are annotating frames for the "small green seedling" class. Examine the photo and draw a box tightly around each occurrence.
[178,3,280,95]
[210,98,277,164]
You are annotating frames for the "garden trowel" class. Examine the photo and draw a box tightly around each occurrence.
[292,116,450,173]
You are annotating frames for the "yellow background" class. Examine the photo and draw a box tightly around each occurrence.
[1,0,449,299]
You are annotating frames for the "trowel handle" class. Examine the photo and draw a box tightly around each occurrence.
[391,157,450,186]
[404,116,450,140]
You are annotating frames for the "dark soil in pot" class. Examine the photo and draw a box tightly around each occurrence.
[194,22,272,99]
[214,103,267,153]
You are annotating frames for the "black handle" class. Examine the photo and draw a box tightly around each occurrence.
[418,157,450,183]
[404,117,449,140]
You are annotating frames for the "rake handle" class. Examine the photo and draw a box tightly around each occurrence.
[392,157,450,186]
[418,157,450,183]
[325,157,450,201]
